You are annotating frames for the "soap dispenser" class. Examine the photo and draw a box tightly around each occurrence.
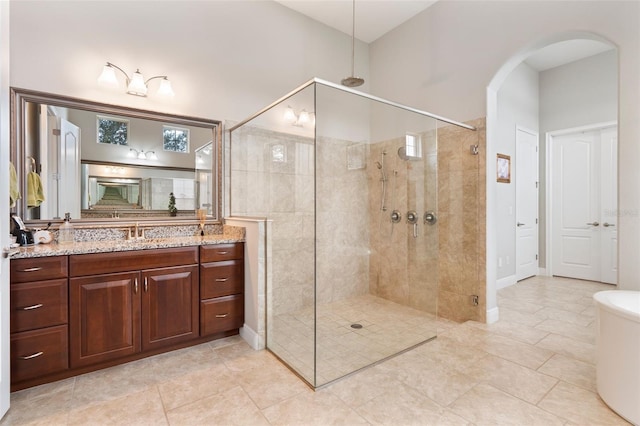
[58,212,75,245]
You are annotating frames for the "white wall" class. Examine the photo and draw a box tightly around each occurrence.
[0,0,11,418]
[495,62,539,281]
[9,1,369,124]
[370,0,640,301]
[538,49,618,269]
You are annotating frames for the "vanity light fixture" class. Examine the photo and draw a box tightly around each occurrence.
[284,106,315,127]
[98,62,175,97]
[128,148,158,160]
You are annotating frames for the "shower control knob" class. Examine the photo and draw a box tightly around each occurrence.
[391,210,402,223]
[424,211,437,225]
[406,211,418,224]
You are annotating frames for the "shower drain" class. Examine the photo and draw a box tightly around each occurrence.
[350,323,363,329]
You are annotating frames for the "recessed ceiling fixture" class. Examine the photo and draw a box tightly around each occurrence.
[341,0,364,88]
[98,62,175,97]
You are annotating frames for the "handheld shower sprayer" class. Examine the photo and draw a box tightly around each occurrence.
[376,151,388,211]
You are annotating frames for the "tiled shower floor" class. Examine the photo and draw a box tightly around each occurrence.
[268,294,442,386]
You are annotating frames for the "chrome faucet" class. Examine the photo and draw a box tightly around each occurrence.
[127,222,145,240]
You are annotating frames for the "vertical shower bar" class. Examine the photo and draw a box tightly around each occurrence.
[380,151,387,212]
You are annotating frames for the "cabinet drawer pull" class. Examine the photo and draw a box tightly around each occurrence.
[20,303,44,311]
[215,278,229,282]
[19,267,43,272]
[215,313,229,318]
[217,251,229,255]
[19,351,44,360]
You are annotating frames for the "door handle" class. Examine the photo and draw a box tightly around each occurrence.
[603,223,616,227]
[134,277,138,294]
[587,222,600,227]
[517,222,525,227]
[144,277,148,292]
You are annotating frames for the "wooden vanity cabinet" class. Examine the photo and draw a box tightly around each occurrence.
[69,247,199,368]
[10,243,244,390]
[200,243,244,336]
[9,256,69,383]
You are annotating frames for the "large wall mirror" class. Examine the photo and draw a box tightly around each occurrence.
[10,88,222,224]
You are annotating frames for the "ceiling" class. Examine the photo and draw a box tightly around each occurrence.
[275,1,614,70]
[274,0,437,43]
[524,39,614,71]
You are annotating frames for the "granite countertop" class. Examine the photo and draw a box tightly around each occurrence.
[10,234,245,259]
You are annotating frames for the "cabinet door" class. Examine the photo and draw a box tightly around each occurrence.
[141,265,199,351]
[70,272,141,368]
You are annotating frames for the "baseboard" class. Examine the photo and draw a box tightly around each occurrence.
[239,324,262,350]
[496,274,517,290]
[486,307,499,324]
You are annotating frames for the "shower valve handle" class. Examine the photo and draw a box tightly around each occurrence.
[424,211,437,225]
[406,211,418,224]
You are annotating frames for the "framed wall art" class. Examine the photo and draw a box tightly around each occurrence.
[497,153,511,183]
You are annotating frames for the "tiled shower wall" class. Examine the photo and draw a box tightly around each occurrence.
[229,126,369,316]
[367,132,439,317]
[231,118,487,323]
[437,118,486,322]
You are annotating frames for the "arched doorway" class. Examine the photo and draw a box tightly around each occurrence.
[485,32,618,323]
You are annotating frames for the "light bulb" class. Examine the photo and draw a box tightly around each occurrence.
[127,70,148,96]
[284,106,296,123]
[157,78,175,97]
[147,151,158,160]
[97,64,118,88]
[298,109,310,124]
[137,151,146,160]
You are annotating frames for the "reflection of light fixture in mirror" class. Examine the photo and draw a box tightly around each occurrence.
[283,106,315,127]
[129,148,157,160]
[98,62,175,97]
[105,166,125,174]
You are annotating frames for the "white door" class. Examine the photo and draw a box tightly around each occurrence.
[515,127,539,281]
[600,127,617,284]
[551,126,617,284]
[0,0,12,416]
[58,118,81,219]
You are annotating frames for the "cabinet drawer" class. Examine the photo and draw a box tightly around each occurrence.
[70,246,198,277]
[10,256,68,283]
[200,243,244,263]
[11,325,69,383]
[201,261,243,299]
[200,295,244,336]
[11,279,68,333]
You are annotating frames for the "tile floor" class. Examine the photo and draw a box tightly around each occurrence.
[269,294,439,386]
[1,276,630,425]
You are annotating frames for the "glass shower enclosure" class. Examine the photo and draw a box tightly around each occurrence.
[229,78,476,388]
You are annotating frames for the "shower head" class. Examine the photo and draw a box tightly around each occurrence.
[341,76,365,88]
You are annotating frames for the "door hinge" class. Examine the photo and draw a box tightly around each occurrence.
[52,129,61,136]
[535,181,539,188]
[536,254,538,260]
[536,218,538,224]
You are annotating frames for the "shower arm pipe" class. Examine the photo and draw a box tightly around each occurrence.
[228,77,476,132]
